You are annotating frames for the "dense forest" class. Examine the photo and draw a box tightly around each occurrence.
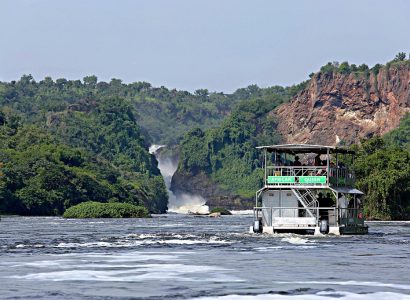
[0,75,273,145]
[353,114,410,219]
[177,86,291,198]
[0,86,168,215]
[0,75,299,215]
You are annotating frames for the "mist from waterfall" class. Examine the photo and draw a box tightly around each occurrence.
[149,145,209,214]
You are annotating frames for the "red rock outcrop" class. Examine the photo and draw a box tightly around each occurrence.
[275,63,410,145]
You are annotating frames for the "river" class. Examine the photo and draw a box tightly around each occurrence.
[0,215,409,299]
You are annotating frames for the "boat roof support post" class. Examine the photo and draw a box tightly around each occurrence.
[336,152,339,187]
[326,148,330,185]
[264,148,267,187]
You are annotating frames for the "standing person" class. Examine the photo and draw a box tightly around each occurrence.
[293,156,302,166]
[324,193,334,207]
[338,193,348,220]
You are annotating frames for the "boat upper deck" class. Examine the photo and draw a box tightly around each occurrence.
[257,144,355,188]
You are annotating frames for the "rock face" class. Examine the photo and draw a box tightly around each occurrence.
[275,64,410,145]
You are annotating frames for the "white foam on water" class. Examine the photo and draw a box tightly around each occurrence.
[53,236,231,248]
[55,242,114,248]
[167,193,209,215]
[254,246,283,251]
[230,210,253,215]
[9,263,241,283]
[125,233,158,239]
[131,238,231,245]
[281,237,313,245]
[193,292,410,300]
[273,281,410,291]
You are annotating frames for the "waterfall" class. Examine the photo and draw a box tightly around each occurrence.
[149,145,209,214]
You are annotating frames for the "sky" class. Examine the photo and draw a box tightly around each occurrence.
[1,0,409,93]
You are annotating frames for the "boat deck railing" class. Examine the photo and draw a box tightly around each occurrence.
[265,166,355,187]
[254,206,365,227]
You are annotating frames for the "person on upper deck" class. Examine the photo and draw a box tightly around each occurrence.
[314,155,321,166]
[293,156,302,166]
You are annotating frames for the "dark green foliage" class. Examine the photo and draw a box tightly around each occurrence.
[384,113,410,150]
[339,62,351,74]
[371,64,382,75]
[320,62,337,74]
[178,92,287,198]
[353,136,410,220]
[315,60,382,77]
[209,207,232,215]
[0,75,287,146]
[63,201,150,218]
[357,64,369,72]
[0,100,168,215]
[394,52,406,61]
[0,74,293,215]
[0,123,163,215]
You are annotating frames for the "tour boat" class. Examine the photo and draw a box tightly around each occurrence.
[251,144,368,235]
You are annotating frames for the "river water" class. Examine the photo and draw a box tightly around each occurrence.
[0,216,409,299]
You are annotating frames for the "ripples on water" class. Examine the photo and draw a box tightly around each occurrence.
[0,215,409,299]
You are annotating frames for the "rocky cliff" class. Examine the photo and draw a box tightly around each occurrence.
[275,63,410,145]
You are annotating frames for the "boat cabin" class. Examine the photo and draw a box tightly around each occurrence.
[251,144,368,235]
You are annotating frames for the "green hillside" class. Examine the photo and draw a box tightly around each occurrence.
[353,114,410,219]
[177,86,294,198]
[0,78,169,215]
[0,75,296,215]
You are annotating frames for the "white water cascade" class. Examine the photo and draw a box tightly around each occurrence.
[149,145,209,214]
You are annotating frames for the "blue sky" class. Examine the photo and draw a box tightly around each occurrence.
[1,0,409,92]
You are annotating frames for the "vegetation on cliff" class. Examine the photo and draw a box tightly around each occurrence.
[0,75,262,145]
[177,86,292,199]
[353,115,410,220]
[0,75,302,216]
[354,142,410,220]
[384,113,410,151]
[0,89,168,214]
[63,202,150,218]
[317,52,410,77]
[0,120,166,215]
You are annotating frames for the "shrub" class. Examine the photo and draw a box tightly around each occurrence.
[394,52,406,62]
[338,62,351,74]
[63,201,150,218]
[209,207,232,215]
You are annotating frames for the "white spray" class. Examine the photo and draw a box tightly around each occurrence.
[149,145,209,214]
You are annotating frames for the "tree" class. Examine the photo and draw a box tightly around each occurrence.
[339,62,351,74]
[0,111,5,125]
[357,64,369,72]
[194,89,209,98]
[83,75,98,87]
[394,52,406,61]
[354,137,410,220]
